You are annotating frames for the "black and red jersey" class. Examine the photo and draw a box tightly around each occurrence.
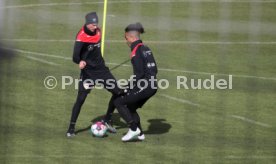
[130,40,158,83]
[72,25,108,72]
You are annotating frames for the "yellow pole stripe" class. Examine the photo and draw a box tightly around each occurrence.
[101,0,108,56]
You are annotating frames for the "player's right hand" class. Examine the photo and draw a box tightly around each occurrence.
[79,60,87,69]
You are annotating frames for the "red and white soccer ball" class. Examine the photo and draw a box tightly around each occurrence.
[91,121,107,137]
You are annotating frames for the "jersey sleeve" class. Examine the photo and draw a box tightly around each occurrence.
[72,41,83,64]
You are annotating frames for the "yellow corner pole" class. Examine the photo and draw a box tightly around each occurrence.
[101,0,108,56]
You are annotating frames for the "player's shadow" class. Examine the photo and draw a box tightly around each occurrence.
[143,119,171,135]
[108,114,172,134]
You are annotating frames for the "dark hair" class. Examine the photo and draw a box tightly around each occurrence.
[125,22,145,34]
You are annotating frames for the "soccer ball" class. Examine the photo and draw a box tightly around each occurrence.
[91,121,107,137]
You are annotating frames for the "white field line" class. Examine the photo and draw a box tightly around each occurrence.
[24,56,59,66]
[2,48,276,81]
[51,60,276,81]
[2,39,276,45]
[159,94,200,107]
[2,47,71,60]
[230,115,272,128]
[160,94,272,129]
[107,62,131,68]
[2,0,276,9]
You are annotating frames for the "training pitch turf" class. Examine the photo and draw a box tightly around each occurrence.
[0,0,275,163]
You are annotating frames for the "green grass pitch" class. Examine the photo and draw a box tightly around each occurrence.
[0,0,275,163]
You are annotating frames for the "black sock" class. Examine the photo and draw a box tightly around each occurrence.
[131,111,142,134]
[69,122,76,130]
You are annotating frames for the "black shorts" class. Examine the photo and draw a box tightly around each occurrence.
[115,85,157,111]
[78,70,121,95]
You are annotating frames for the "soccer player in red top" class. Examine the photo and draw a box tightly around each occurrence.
[66,12,122,137]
